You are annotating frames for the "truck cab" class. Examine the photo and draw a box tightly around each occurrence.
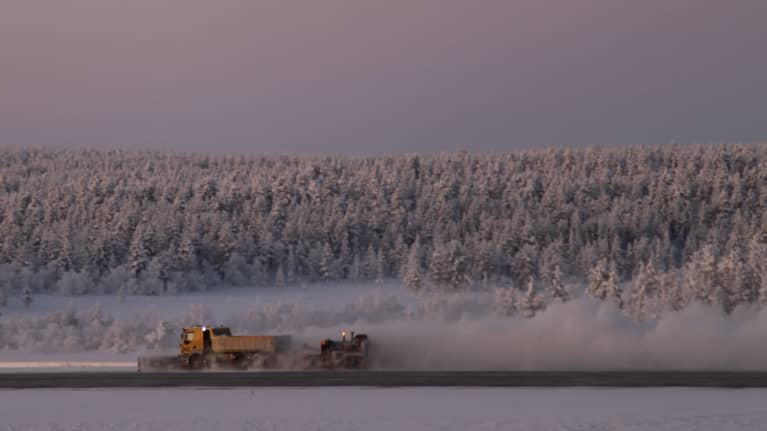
[180,325,232,366]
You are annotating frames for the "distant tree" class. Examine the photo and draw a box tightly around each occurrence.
[684,245,719,306]
[473,240,496,288]
[513,243,538,286]
[587,259,623,309]
[22,285,32,308]
[628,261,660,321]
[716,250,743,315]
[275,265,286,287]
[350,254,362,281]
[430,240,469,290]
[429,240,453,289]
[546,264,569,303]
[144,320,173,350]
[221,252,248,286]
[129,226,150,276]
[57,271,93,296]
[494,286,519,316]
[375,249,385,284]
[660,270,688,312]
[149,254,173,292]
[402,241,423,291]
[518,278,546,318]
[286,247,297,284]
[319,242,335,281]
[363,245,378,280]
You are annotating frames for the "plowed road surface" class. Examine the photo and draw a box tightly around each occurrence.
[3,371,767,388]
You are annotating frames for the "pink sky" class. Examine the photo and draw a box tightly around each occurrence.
[1,0,766,153]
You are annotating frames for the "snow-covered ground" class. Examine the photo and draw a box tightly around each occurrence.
[2,387,766,430]
[0,361,134,373]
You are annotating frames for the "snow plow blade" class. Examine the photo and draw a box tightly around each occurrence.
[137,355,186,372]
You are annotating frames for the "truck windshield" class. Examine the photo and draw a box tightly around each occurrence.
[212,328,231,336]
[183,332,195,341]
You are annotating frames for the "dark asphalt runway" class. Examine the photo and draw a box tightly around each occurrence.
[4,371,767,389]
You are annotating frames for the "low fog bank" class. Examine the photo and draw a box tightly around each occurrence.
[345,300,767,371]
[2,295,766,370]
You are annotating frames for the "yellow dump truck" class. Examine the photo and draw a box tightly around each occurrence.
[138,325,292,371]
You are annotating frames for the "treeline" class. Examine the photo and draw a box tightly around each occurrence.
[0,145,766,314]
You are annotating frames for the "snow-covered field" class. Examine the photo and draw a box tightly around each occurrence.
[2,387,766,430]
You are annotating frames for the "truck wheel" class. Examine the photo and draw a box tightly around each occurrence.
[189,354,204,370]
[250,355,265,369]
[263,355,277,369]
[233,355,248,370]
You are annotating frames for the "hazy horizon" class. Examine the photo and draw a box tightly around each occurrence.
[2,1,766,154]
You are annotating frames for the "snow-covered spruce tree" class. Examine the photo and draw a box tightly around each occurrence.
[221,252,249,286]
[545,264,569,303]
[375,249,385,284]
[513,242,539,287]
[627,261,660,321]
[759,282,767,306]
[402,240,423,291]
[716,249,747,315]
[129,224,152,277]
[350,254,361,281]
[149,253,174,292]
[587,258,609,300]
[494,284,519,316]
[660,270,688,312]
[177,234,198,274]
[429,239,470,290]
[747,235,767,304]
[22,285,33,308]
[518,278,546,318]
[362,245,378,280]
[587,258,623,309]
[275,265,286,287]
[57,271,94,296]
[144,320,174,350]
[429,240,453,289]
[286,247,297,284]
[473,240,496,289]
[684,245,719,307]
[319,242,335,282]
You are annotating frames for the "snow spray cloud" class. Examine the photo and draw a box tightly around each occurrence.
[285,298,767,371]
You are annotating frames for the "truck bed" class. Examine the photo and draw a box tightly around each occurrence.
[211,335,291,354]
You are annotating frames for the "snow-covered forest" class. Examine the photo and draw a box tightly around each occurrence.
[0,145,766,318]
